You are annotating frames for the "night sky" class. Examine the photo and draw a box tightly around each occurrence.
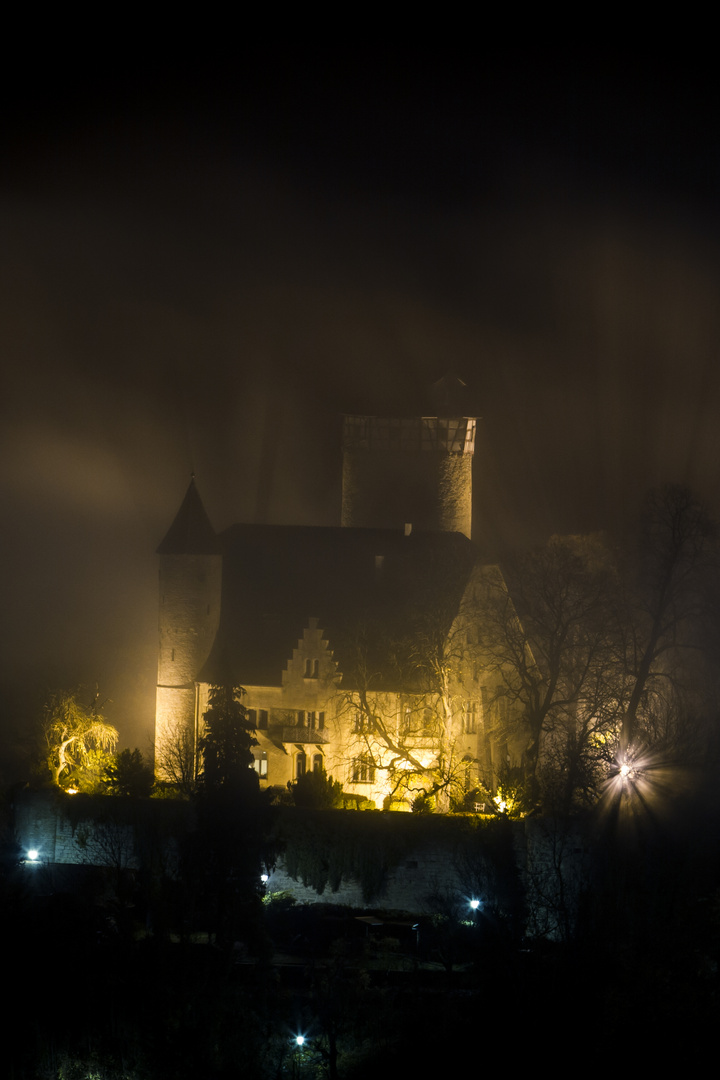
[3,54,720,762]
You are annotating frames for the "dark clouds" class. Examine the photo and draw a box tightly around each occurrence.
[3,55,720,759]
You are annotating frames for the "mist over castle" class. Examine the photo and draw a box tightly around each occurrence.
[154,392,523,810]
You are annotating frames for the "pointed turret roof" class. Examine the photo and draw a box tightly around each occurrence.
[157,478,220,555]
[429,373,472,416]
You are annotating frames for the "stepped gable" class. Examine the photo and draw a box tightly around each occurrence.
[198,523,477,690]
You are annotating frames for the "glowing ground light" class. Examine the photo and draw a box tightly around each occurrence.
[469,899,480,910]
[611,754,641,790]
[600,745,686,830]
[27,849,39,861]
[599,751,647,810]
[295,1036,305,1047]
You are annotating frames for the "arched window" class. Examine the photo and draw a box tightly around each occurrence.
[313,754,323,773]
[296,752,307,778]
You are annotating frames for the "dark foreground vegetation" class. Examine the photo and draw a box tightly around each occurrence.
[4,781,720,1079]
[5,482,720,1075]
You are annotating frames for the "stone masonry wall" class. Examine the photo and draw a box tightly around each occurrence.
[13,793,588,935]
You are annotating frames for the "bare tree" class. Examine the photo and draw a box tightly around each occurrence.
[335,489,716,814]
[338,675,462,810]
[154,719,199,796]
[619,484,717,757]
[336,578,502,811]
[477,535,623,810]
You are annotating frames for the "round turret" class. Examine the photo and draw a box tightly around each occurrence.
[154,479,222,774]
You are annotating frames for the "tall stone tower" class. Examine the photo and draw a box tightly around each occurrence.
[155,478,222,769]
[341,412,477,538]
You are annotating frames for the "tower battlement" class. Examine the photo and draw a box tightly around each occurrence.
[342,415,476,455]
[341,414,476,538]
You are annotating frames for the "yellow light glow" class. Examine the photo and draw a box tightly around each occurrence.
[599,747,690,834]
[492,787,518,815]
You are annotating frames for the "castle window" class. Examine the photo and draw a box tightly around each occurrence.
[422,708,434,734]
[305,711,324,732]
[304,658,319,678]
[252,752,268,779]
[296,710,322,727]
[462,702,478,734]
[258,709,268,730]
[352,757,375,784]
[312,753,323,773]
[353,712,376,734]
[247,709,257,728]
[296,752,306,778]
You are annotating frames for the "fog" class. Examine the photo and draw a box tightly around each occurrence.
[2,55,720,764]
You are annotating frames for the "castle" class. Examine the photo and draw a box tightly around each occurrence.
[154,395,525,809]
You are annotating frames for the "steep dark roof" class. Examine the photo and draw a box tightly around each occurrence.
[199,523,478,691]
[157,479,221,555]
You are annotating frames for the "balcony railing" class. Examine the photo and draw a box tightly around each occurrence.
[279,726,328,745]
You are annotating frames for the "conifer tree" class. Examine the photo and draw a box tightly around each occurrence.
[192,686,264,948]
[198,685,258,793]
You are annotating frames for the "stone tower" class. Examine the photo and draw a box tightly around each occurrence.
[341,410,477,538]
[154,478,222,768]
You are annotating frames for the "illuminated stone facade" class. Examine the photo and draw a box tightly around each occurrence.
[154,409,522,808]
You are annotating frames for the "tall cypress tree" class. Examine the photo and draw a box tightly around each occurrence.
[192,686,265,948]
[198,685,258,794]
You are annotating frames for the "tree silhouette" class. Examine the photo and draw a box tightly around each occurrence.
[198,685,258,793]
[477,535,622,810]
[102,748,155,797]
[619,484,716,756]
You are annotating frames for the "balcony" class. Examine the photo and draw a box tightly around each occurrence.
[279,726,328,745]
